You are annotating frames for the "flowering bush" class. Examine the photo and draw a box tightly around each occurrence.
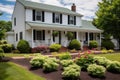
[30,55,48,68]
[59,52,71,60]
[43,58,59,72]
[76,55,95,71]
[107,61,120,73]
[87,64,106,77]
[62,64,81,80]
[94,57,112,67]
[60,60,74,67]
[49,44,61,52]
[31,45,49,53]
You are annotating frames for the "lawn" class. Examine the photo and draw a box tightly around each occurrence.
[4,53,34,57]
[93,53,120,62]
[0,62,45,80]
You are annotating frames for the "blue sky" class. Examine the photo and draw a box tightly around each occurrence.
[0,0,101,21]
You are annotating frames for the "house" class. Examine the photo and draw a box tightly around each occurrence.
[7,0,102,49]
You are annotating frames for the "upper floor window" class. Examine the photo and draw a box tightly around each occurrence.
[55,14,60,23]
[35,11,42,21]
[53,13,62,24]
[33,10,44,22]
[68,15,76,25]
[14,17,16,26]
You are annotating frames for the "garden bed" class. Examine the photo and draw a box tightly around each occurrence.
[9,58,120,80]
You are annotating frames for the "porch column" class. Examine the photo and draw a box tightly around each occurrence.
[76,32,79,41]
[50,30,53,44]
[100,33,101,46]
[88,32,90,46]
[31,28,34,48]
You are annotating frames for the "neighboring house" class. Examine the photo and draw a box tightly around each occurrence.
[7,0,102,48]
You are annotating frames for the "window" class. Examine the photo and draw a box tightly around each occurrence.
[55,13,60,23]
[20,32,23,40]
[16,33,18,41]
[14,17,16,26]
[68,15,76,25]
[69,16,74,24]
[34,30,45,40]
[35,11,42,21]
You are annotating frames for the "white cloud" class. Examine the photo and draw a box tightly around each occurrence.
[0,3,14,14]
[28,0,101,20]
[6,0,16,2]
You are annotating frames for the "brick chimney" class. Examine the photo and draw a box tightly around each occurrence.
[71,3,76,12]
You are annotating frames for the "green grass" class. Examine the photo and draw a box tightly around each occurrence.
[93,53,120,62]
[0,62,45,80]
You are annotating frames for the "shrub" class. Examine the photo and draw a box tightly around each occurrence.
[59,52,71,60]
[30,55,48,68]
[89,40,98,49]
[62,64,81,80]
[0,44,12,53]
[101,49,108,54]
[31,45,49,53]
[0,40,7,44]
[17,40,30,53]
[87,64,106,77]
[0,48,4,60]
[76,55,95,71]
[65,32,74,40]
[108,49,114,53]
[107,61,120,73]
[94,57,111,67]
[49,44,61,52]
[69,49,77,53]
[60,60,74,67]
[101,40,114,50]
[68,39,81,50]
[12,50,20,53]
[43,58,59,72]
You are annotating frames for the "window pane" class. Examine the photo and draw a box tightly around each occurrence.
[69,16,74,24]
[55,14,60,23]
[36,11,42,21]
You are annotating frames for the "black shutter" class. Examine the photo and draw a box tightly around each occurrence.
[53,13,55,23]
[33,10,35,21]
[74,16,76,25]
[68,15,70,24]
[60,14,62,24]
[33,30,36,40]
[42,11,44,22]
[43,30,45,40]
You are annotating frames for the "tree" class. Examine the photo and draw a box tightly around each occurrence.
[93,0,120,49]
[0,20,12,40]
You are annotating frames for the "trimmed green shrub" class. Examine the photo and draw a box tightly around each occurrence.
[60,60,74,67]
[89,40,98,49]
[49,44,61,52]
[0,48,4,60]
[87,64,106,77]
[107,61,120,73]
[62,64,81,80]
[94,57,111,67]
[76,55,95,71]
[101,49,108,54]
[30,55,48,68]
[17,40,30,53]
[101,40,114,50]
[43,58,59,72]
[0,44,12,53]
[68,39,81,50]
[0,40,7,44]
[59,52,71,60]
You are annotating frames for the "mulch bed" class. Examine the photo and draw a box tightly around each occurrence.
[3,57,119,80]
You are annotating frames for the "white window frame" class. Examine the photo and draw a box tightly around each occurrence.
[35,10,42,21]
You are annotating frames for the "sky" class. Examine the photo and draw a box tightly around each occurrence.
[0,0,101,21]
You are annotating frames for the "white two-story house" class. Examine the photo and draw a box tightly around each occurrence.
[8,0,102,48]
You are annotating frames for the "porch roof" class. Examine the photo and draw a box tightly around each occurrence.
[26,21,102,33]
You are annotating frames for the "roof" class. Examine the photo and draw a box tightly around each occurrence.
[17,0,82,16]
[26,21,102,33]
[81,20,103,32]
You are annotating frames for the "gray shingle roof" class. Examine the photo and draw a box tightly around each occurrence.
[17,0,82,16]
